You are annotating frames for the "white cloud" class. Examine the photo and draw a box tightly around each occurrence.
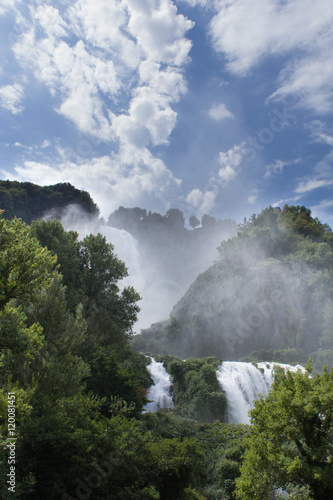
[139,60,186,101]
[218,165,237,182]
[307,121,333,146]
[11,0,193,165]
[271,48,333,113]
[176,0,209,6]
[295,151,333,194]
[5,146,182,218]
[295,178,333,194]
[126,0,194,66]
[0,83,24,114]
[208,103,234,121]
[248,193,258,204]
[34,5,68,38]
[265,158,300,179]
[208,0,333,113]
[186,188,216,215]
[273,195,302,208]
[218,144,243,182]
[0,0,21,16]
[112,87,178,147]
[186,143,245,216]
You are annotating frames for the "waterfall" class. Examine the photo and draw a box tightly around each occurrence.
[216,361,304,424]
[100,226,141,280]
[143,358,174,412]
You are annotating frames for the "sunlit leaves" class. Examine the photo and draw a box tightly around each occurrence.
[235,367,333,499]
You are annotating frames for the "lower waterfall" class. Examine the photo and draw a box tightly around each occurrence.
[216,361,304,424]
[143,358,174,412]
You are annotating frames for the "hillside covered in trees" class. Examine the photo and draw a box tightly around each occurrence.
[134,206,333,371]
[1,190,333,499]
[0,180,99,223]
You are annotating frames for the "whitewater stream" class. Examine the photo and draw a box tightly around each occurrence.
[143,358,174,412]
[216,361,304,424]
[143,358,304,423]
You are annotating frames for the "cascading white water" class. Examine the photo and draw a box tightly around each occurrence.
[216,361,304,424]
[100,226,141,280]
[143,358,174,412]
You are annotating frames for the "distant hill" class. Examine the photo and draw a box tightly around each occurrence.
[0,180,99,223]
[133,205,333,370]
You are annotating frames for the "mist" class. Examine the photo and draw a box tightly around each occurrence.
[134,207,333,369]
[50,204,238,332]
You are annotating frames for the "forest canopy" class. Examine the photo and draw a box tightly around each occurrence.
[1,197,332,499]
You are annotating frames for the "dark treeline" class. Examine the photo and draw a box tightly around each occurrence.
[0,180,99,223]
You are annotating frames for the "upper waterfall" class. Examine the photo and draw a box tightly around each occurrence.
[216,361,304,424]
[143,358,174,413]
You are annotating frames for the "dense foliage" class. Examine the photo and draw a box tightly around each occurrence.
[235,365,333,499]
[158,356,228,423]
[0,213,242,499]
[134,206,333,367]
[0,180,99,223]
[1,200,332,499]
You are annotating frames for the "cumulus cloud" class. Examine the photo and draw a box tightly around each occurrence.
[248,193,258,204]
[13,29,119,139]
[0,0,21,16]
[127,0,193,66]
[4,145,182,218]
[208,0,333,113]
[186,188,216,215]
[112,87,178,148]
[208,103,234,121]
[0,83,24,114]
[6,0,194,216]
[185,143,245,216]
[12,0,193,145]
[218,144,243,182]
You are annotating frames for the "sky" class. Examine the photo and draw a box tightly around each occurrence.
[1,0,333,227]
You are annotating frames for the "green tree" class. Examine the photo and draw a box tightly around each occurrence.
[31,219,84,312]
[234,366,333,499]
[79,232,140,349]
[0,215,59,384]
[0,216,57,309]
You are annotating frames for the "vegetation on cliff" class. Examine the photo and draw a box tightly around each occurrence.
[134,205,333,369]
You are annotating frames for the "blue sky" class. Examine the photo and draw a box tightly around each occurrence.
[1,0,333,226]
